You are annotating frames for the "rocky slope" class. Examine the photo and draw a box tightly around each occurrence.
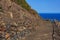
[0,0,59,40]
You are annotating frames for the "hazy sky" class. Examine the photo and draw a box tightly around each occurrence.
[26,0,60,13]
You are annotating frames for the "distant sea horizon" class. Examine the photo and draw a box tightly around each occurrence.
[39,13,60,21]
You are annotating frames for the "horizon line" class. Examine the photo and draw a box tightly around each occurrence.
[38,13,60,14]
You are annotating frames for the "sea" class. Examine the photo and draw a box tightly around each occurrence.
[39,13,60,21]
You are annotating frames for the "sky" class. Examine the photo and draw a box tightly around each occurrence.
[26,0,60,13]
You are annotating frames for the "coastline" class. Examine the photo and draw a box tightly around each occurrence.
[39,13,60,21]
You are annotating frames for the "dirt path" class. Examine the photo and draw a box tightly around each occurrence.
[26,21,53,40]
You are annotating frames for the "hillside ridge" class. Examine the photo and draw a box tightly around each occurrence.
[0,0,60,40]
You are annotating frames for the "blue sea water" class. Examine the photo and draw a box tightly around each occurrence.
[39,13,60,21]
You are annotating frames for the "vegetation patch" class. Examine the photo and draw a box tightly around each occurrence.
[11,0,31,10]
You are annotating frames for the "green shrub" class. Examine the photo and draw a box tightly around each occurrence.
[12,0,31,10]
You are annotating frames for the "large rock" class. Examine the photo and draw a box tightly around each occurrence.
[0,0,53,40]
